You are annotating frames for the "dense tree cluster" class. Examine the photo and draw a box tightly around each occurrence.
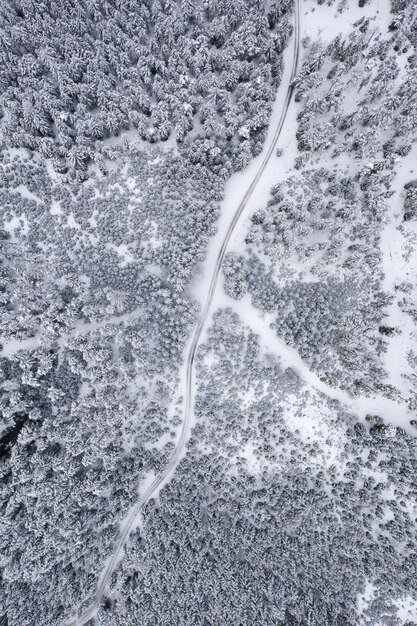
[0,0,293,174]
[243,167,384,277]
[294,11,417,163]
[224,251,389,393]
[403,179,417,221]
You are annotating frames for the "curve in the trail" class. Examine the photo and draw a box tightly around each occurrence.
[67,5,300,624]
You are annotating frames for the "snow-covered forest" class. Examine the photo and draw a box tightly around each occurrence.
[1,0,417,625]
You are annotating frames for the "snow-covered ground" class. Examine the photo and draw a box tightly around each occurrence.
[220,291,415,434]
[62,1,417,623]
[67,5,302,623]
[192,0,415,434]
[380,142,417,399]
[303,0,392,43]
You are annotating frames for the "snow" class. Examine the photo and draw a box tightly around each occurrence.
[45,158,60,183]
[380,143,417,399]
[303,0,392,44]
[0,335,43,357]
[12,184,42,204]
[186,0,415,436]
[100,125,179,157]
[219,291,415,434]
[42,3,417,623]
[3,213,29,238]
[145,263,163,277]
[50,200,63,215]
[189,16,299,316]
[0,307,144,358]
[105,242,135,266]
[394,595,417,624]
[66,213,81,229]
[356,580,377,617]
[232,385,348,476]
[68,14,302,619]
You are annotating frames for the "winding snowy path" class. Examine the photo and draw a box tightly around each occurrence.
[66,4,301,624]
